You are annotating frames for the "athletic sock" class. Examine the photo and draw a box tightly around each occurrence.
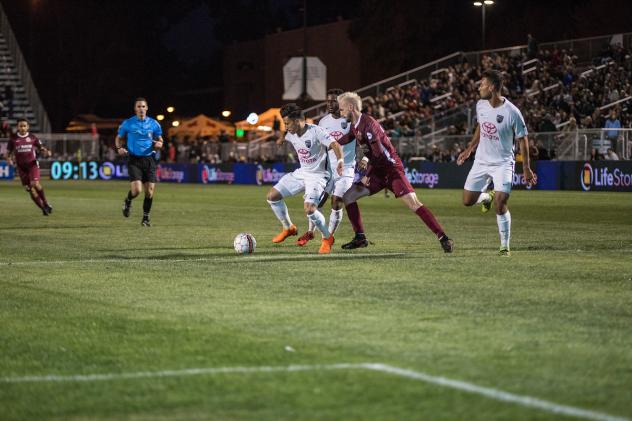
[415,205,445,238]
[476,192,491,204]
[127,191,134,201]
[30,192,44,210]
[497,210,511,248]
[143,197,153,215]
[308,209,330,239]
[36,188,48,206]
[267,199,292,229]
[328,208,343,235]
[307,206,322,233]
[345,202,365,235]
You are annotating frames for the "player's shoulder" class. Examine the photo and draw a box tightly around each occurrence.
[318,114,332,126]
[476,99,488,110]
[503,98,524,117]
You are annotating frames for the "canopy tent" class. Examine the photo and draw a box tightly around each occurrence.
[65,114,122,132]
[168,114,234,138]
[235,108,285,132]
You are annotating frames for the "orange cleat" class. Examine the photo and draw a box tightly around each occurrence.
[318,236,335,254]
[296,231,315,246]
[272,225,298,243]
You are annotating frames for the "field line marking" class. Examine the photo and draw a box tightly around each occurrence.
[1,362,628,421]
[363,363,628,421]
[0,253,409,267]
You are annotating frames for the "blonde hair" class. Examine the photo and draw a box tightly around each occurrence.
[337,92,362,111]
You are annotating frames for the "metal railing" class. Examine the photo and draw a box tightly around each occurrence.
[0,2,51,133]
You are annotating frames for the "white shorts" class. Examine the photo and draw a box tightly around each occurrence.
[273,169,329,204]
[464,160,515,194]
[325,167,355,198]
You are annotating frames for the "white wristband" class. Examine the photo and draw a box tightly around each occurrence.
[361,157,369,163]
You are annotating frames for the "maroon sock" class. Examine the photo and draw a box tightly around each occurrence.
[345,202,365,234]
[30,192,44,210]
[415,205,445,238]
[36,188,48,206]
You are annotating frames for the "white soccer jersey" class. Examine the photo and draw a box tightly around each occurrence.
[285,123,335,174]
[475,97,528,165]
[319,114,355,169]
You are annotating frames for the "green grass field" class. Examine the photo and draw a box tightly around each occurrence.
[1,180,631,420]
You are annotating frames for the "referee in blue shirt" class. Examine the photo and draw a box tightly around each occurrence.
[115,97,164,227]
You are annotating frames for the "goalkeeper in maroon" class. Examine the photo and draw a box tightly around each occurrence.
[6,119,53,215]
[336,92,453,252]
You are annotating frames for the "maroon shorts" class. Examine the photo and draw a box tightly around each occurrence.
[364,165,414,198]
[17,162,41,186]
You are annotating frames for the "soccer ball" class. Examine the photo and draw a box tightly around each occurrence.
[233,233,256,255]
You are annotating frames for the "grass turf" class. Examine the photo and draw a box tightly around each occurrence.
[1,180,631,420]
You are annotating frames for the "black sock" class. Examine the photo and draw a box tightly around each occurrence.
[143,197,153,215]
[126,191,134,201]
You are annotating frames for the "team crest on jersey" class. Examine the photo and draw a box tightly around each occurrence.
[304,139,312,148]
[148,131,153,138]
[366,132,373,141]
[496,115,504,123]
[341,120,348,129]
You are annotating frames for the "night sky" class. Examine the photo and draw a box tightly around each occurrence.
[1,0,630,130]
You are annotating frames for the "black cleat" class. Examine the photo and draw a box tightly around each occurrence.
[41,207,49,216]
[141,217,151,227]
[44,204,53,214]
[440,235,454,253]
[123,199,131,217]
[341,235,369,250]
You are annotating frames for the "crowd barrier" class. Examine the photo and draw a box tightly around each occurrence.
[1,160,631,192]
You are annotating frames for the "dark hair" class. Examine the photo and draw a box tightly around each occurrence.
[481,70,503,91]
[280,103,303,119]
[135,97,148,105]
[327,88,344,97]
[17,118,29,125]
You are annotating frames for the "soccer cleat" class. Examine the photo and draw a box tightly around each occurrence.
[272,224,297,243]
[44,204,53,214]
[296,231,315,246]
[41,207,49,216]
[123,199,132,218]
[481,190,495,213]
[499,246,511,257]
[439,235,454,253]
[341,234,369,250]
[318,236,335,254]
[141,217,151,227]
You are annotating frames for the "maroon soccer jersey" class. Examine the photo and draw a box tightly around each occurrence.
[7,133,42,167]
[351,113,403,169]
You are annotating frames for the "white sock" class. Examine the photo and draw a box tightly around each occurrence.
[307,206,322,233]
[328,208,343,235]
[268,200,292,229]
[496,210,511,248]
[308,210,330,239]
[476,192,491,204]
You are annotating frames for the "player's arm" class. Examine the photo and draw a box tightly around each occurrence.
[336,131,355,146]
[114,135,128,156]
[35,137,51,158]
[457,124,480,165]
[328,141,344,176]
[518,136,537,186]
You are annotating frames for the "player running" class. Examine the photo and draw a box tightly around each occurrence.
[457,70,537,256]
[115,97,164,227]
[337,92,454,253]
[296,88,356,247]
[6,118,53,215]
[266,103,344,254]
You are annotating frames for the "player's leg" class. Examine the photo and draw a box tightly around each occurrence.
[267,173,300,242]
[297,191,328,246]
[328,175,353,236]
[303,177,333,254]
[463,161,493,208]
[341,183,372,249]
[123,180,142,217]
[32,180,52,214]
[141,182,155,226]
[25,184,46,213]
[492,163,514,256]
[397,188,454,253]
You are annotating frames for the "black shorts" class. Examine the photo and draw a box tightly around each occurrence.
[128,155,157,183]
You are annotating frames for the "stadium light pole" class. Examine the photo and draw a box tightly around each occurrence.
[474,0,494,50]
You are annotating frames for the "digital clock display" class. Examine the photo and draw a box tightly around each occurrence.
[50,161,128,180]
